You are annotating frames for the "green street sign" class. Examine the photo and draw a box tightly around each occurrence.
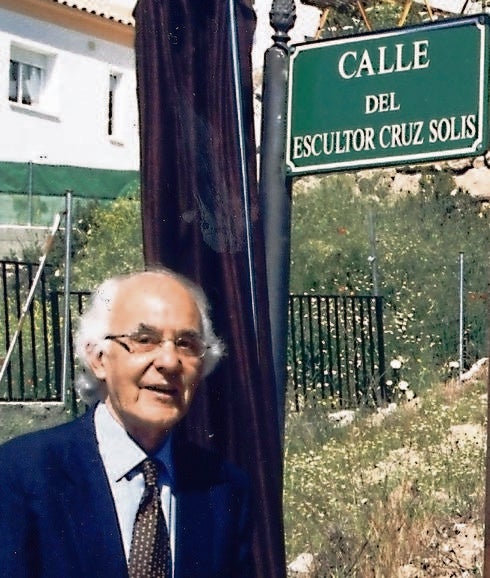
[286,15,490,175]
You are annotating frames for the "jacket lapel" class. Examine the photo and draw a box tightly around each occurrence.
[58,409,129,577]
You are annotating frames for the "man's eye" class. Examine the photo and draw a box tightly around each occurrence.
[175,337,193,349]
[132,333,159,345]
[176,336,206,357]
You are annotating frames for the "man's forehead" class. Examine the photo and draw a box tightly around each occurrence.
[109,273,201,327]
[118,273,194,300]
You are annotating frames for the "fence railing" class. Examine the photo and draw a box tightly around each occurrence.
[0,260,90,402]
[1,260,55,401]
[288,294,386,410]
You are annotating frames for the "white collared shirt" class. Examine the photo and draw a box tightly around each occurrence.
[94,403,176,574]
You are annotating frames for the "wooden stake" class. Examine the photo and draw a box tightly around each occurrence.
[397,0,413,27]
[424,0,434,20]
[315,7,330,39]
[356,0,372,31]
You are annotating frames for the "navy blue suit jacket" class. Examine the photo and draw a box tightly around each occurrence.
[0,409,253,578]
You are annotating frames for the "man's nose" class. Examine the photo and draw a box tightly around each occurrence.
[152,340,182,371]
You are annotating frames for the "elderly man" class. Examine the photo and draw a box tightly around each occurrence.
[0,269,252,578]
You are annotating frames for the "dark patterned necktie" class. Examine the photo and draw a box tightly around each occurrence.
[128,459,171,578]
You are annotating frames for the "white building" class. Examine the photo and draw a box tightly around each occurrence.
[0,0,139,234]
[0,0,138,170]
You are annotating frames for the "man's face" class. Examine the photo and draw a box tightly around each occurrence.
[90,273,205,450]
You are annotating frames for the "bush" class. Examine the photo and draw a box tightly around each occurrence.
[69,196,144,289]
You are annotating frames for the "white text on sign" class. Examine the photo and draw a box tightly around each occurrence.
[291,114,477,159]
[338,40,430,78]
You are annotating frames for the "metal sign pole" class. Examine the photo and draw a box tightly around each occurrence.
[259,0,297,435]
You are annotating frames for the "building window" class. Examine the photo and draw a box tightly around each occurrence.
[9,59,44,106]
[108,72,121,137]
[8,44,57,115]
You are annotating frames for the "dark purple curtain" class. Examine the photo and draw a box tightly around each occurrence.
[133,1,286,577]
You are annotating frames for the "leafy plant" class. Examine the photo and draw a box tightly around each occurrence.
[69,196,144,289]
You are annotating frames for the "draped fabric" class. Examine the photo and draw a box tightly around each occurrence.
[133,1,286,577]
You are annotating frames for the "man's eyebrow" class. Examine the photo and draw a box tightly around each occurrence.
[134,324,200,337]
[177,329,202,338]
[135,323,160,334]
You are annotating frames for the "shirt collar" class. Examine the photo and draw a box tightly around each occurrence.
[94,402,175,485]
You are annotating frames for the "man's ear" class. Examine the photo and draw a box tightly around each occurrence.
[85,344,107,381]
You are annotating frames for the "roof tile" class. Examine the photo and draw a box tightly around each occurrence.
[51,0,135,26]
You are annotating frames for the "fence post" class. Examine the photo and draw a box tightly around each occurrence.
[1,262,13,399]
[375,296,387,401]
[50,290,62,399]
[459,251,464,382]
[61,192,74,412]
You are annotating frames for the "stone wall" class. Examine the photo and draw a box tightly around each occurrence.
[0,402,70,445]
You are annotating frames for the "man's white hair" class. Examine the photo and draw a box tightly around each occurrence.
[74,268,225,405]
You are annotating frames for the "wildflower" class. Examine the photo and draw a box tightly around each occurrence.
[398,380,409,391]
[405,389,415,401]
[390,359,402,370]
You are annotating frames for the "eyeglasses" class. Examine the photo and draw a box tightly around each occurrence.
[104,328,208,359]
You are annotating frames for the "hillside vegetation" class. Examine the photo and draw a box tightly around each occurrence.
[290,169,489,389]
[285,367,487,576]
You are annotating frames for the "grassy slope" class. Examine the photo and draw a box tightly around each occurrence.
[284,366,488,577]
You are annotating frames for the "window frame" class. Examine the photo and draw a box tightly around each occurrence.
[8,43,57,116]
[9,59,45,106]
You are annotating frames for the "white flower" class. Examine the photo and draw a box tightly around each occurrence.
[398,380,409,391]
[390,359,402,369]
[405,390,415,401]
[448,361,460,369]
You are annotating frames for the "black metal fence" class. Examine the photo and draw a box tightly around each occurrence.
[288,294,386,410]
[1,261,387,409]
[0,260,90,402]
